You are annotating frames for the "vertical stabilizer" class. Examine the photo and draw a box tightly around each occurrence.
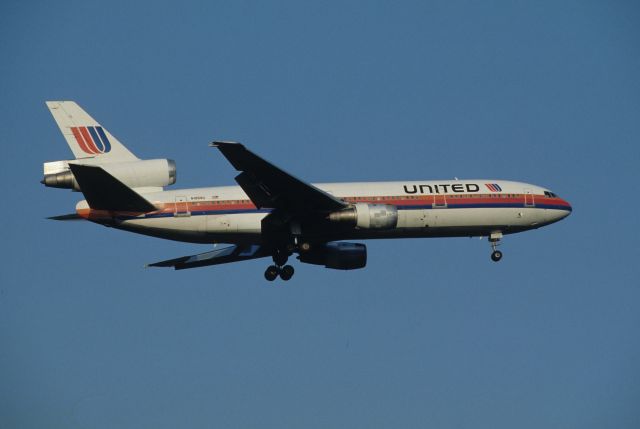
[46,101,138,161]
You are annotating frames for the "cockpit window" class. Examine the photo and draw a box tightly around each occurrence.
[544,191,558,198]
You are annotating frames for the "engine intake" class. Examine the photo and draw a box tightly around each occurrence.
[328,203,398,229]
[298,242,367,270]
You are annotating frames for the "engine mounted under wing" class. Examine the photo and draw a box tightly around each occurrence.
[146,244,268,270]
[211,142,347,214]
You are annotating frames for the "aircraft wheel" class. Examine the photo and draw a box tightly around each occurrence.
[280,265,294,281]
[491,250,503,262]
[264,265,279,281]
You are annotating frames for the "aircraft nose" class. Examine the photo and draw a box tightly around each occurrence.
[545,197,572,223]
[563,198,572,214]
[558,198,572,220]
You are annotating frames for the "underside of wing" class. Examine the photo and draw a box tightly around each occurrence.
[146,244,268,270]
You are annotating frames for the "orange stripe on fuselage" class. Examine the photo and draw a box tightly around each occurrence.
[76,207,159,220]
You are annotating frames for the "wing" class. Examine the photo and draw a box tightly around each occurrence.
[211,142,347,214]
[146,244,268,270]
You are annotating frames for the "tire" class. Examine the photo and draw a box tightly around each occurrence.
[491,250,503,262]
[280,265,294,281]
[264,265,279,281]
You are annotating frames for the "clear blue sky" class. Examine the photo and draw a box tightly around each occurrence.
[1,1,639,427]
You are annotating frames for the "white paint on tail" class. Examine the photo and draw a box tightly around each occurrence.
[46,101,138,162]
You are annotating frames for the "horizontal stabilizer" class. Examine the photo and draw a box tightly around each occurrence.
[147,244,267,270]
[48,213,82,221]
[69,164,156,212]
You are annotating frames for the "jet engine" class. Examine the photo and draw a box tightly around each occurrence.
[328,203,398,229]
[298,242,367,270]
[42,158,176,191]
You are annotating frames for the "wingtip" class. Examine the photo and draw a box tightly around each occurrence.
[47,213,82,221]
[210,140,242,148]
[145,262,166,268]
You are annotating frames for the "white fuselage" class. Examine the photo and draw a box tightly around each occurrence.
[77,179,572,244]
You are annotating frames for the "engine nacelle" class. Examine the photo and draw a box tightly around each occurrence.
[328,203,398,229]
[42,158,176,191]
[298,242,367,270]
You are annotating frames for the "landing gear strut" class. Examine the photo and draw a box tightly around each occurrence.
[273,250,289,267]
[264,250,295,281]
[489,231,503,262]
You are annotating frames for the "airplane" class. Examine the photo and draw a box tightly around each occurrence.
[42,101,572,281]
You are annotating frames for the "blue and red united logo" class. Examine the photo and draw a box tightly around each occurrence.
[70,126,112,154]
[485,183,502,192]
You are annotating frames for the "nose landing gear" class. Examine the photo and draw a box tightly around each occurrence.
[489,231,503,262]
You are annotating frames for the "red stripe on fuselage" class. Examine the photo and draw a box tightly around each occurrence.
[82,194,570,219]
[148,194,570,215]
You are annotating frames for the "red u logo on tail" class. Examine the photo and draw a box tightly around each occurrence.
[71,126,112,154]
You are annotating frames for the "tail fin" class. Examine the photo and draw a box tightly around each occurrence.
[46,101,138,162]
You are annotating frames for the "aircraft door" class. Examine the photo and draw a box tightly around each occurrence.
[175,196,190,217]
[524,189,535,207]
[432,194,447,208]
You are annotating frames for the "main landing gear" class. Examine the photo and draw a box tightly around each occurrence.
[264,250,295,281]
[489,231,503,262]
[264,264,295,281]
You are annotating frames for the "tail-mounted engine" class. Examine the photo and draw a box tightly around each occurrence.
[328,203,398,229]
[42,159,176,190]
